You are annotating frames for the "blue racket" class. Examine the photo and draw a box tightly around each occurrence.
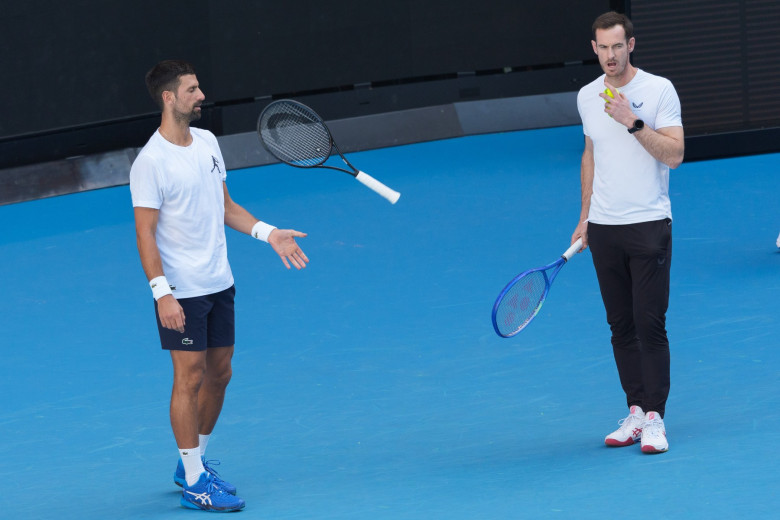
[492,238,582,338]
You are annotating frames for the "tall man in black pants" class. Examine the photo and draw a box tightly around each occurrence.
[571,12,684,454]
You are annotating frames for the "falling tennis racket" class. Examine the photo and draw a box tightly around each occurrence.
[492,238,583,338]
[257,99,401,204]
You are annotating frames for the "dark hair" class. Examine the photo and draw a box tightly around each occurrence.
[592,11,634,41]
[145,60,197,110]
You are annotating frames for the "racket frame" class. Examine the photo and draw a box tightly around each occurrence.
[257,99,401,203]
[492,238,582,338]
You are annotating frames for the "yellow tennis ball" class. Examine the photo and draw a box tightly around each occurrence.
[604,88,617,117]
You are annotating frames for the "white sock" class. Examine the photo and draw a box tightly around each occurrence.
[199,434,211,458]
[180,447,205,487]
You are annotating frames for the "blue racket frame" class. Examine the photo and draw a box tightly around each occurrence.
[492,238,582,338]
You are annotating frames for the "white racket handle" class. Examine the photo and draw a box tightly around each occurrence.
[355,171,401,204]
[563,238,583,261]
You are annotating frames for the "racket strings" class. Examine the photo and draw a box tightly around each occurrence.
[259,102,332,166]
[494,270,547,336]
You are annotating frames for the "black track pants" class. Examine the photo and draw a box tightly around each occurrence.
[588,219,672,417]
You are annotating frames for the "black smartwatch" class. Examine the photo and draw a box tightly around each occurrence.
[628,119,645,134]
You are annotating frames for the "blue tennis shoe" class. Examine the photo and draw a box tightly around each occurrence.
[175,457,237,496]
[180,471,245,512]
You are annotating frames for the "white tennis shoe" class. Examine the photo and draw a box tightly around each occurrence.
[776,230,780,248]
[605,405,645,447]
[640,411,668,453]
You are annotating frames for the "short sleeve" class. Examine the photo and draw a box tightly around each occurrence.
[654,80,683,130]
[577,89,590,137]
[129,152,164,209]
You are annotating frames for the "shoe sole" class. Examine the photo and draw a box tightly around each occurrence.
[180,497,246,512]
[605,438,639,447]
[175,474,238,495]
[641,444,668,454]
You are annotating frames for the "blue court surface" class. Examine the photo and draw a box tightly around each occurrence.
[1,126,779,519]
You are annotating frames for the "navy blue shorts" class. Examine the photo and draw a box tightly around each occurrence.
[154,285,236,351]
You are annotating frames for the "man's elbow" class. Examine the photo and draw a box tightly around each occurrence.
[667,147,685,169]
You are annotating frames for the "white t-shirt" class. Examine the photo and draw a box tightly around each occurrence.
[577,69,682,224]
[130,127,234,298]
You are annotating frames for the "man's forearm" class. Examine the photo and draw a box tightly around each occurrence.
[633,125,684,169]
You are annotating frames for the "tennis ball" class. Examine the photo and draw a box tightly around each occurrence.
[604,87,617,117]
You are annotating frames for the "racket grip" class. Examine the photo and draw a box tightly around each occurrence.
[355,171,401,204]
[563,238,583,261]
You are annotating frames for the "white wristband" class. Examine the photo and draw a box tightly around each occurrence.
[150,276,173,300]
[251,221,276,243]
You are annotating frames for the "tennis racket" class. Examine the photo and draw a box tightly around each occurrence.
[257,99,401,204]
[492,238,583,338]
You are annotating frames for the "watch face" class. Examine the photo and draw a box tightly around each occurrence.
[629,119,644,133]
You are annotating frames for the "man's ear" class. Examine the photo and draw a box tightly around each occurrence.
[161,90,175,106]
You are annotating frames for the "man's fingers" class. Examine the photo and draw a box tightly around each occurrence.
[159,301,186,333]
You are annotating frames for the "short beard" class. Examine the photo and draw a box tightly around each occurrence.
[173,107,201,124]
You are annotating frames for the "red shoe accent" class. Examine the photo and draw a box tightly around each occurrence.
[605,436,638,447]
[641,443,668,454]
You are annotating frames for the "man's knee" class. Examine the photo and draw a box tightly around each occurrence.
[634,311,668,351]
[205,346,234,388]
[171,352,208,394]
[206,364,232,389]
[608,314,638,350]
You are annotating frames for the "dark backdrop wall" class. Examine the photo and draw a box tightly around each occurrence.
[0,0,610,169]
[630,0,780,159]
[2,0,779,176]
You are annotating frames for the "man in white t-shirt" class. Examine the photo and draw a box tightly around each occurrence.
[130,60,309,511]
[570,12,684,454]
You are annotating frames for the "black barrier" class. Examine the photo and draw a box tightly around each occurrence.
[1,0,610,169]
